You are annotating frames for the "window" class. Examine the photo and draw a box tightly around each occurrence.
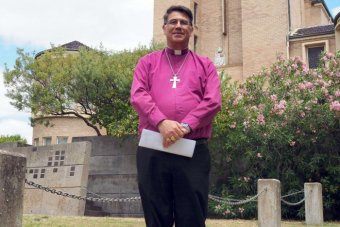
[194,2,198,25]
[33,138,39,146]
[307,46,324,68]
[42,137,52,145]
[57,136,68,144]
[302,40,329,69]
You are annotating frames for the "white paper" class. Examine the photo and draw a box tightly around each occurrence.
[138,129,196,158]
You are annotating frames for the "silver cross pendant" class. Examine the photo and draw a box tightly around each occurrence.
[170,74,180,88]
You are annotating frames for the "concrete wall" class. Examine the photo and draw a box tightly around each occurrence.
[72,135,142,216]
[0,150,26,227]
[1,142,91,216]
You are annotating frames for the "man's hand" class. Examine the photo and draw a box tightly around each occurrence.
[158,120,189,148]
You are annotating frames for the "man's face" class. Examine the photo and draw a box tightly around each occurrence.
[163,11,193,48]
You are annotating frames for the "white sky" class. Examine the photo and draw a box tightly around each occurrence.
[0,0,154,144]
[0,0,154,50]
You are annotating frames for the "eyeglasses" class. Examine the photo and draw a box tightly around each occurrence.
[166,19,191,27]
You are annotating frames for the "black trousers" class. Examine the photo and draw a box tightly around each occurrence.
[136,143,210,227]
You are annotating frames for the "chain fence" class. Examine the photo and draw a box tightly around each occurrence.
[280,190,305,206]
[25,179,305,207]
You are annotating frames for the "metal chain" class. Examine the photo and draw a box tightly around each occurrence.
[281,198,305,206]
[25,179,140,203]
[281,190,304,198]
[280,190,305,206]
[208,188,267,206]
[26,179,304,207]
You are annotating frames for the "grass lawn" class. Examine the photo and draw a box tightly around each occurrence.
[23,215,340,227]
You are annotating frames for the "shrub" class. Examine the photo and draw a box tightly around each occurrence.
[210,52,340,220]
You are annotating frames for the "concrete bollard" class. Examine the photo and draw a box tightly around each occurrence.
[304,183,323,225]
[258,179,281,227]
[0,150,26,227]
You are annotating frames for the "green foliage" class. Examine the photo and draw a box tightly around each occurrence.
[3,42,164,136]
[210,52,340,220]
[0,135,27,144]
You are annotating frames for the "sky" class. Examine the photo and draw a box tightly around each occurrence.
[0,0,340,144]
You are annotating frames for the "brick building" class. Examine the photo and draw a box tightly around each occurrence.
[154,0,338,81]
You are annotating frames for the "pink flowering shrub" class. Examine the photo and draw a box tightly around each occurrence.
[209,52,340,220]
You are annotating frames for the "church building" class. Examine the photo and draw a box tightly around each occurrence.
[154,0,339,81]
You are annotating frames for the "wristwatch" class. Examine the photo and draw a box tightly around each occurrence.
[181,123,191,133]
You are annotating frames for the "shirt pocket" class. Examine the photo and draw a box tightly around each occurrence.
[186,70,205,98]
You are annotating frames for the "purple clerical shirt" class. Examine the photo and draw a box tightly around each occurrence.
[130,48,221,139]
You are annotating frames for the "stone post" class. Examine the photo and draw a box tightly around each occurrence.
[0,150,26,227]
[304,183,323,225]
[258,179,281,227]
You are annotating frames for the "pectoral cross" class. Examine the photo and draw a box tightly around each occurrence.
[170,74,180,88]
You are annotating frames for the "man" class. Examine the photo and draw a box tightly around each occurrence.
[130,5,221,227]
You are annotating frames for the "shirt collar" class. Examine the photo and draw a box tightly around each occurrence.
[165,47,189,56]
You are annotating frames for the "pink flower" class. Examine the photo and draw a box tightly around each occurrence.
[272,100,287,115]
[257,153,263,158]
[298,83,306,91]
[289,141,296,146]
[305,82,314,90]
[270,94,277,102]
[302,64,308,74]
[299,112,305,118]
[257,114,265,125]
[326,52,334,58]
[230,122,237,128]
[335,90,340,98]
[330,101,340,111]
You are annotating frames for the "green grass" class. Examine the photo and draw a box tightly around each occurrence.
[23,215,340,227]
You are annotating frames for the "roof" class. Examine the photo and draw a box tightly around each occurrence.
[60,40,89,51]
[290,24,335,39]
[35,40,89,59]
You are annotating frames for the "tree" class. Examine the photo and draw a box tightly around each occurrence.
[4,43,163,136]
[0,135,27,144]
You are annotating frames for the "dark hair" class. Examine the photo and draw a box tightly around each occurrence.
[163,5,193,26]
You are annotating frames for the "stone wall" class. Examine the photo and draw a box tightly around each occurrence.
[72,135,143,216]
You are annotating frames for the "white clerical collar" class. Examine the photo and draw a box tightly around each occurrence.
[166,47,189,56]
[174,50,182,55]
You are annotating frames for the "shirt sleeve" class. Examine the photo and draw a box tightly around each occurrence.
[130,56,167,128]
[181,60,222,131]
